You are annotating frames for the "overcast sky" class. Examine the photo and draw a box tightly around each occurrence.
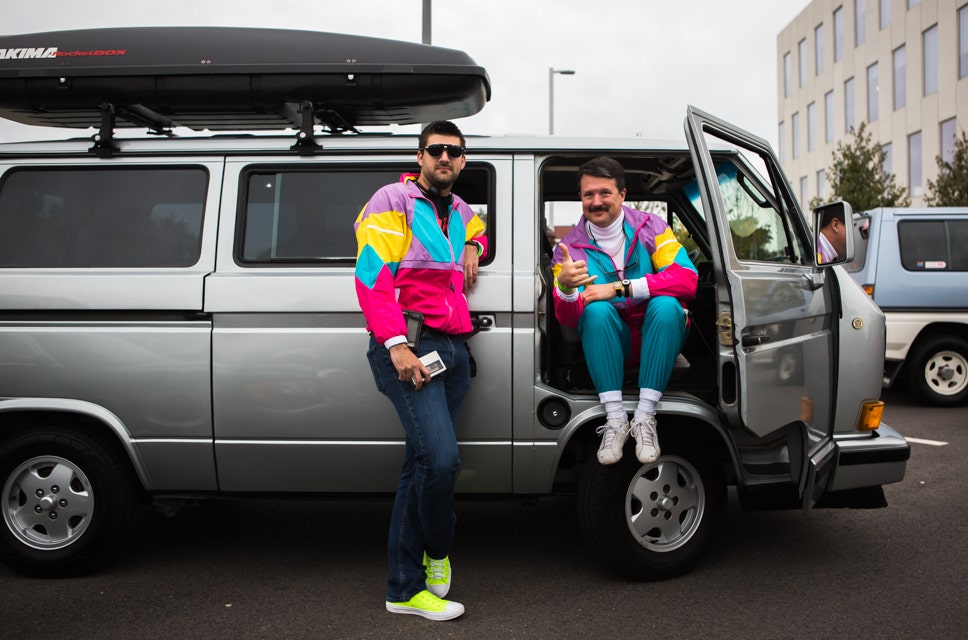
[0,0,808,147]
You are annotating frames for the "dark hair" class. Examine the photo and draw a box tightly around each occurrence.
[819,207,846,228]
[419,121,466,149]
[578,156,626,192]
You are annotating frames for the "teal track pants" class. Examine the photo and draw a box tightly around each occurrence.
[577,295,688,393]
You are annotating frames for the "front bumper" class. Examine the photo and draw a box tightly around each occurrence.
[828,423,910,491]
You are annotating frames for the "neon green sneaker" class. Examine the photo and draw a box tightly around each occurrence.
[385,589,464,621]
[423,552,452,598]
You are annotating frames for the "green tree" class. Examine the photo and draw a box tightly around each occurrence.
[925,130,968,206]
[810,122,910,211]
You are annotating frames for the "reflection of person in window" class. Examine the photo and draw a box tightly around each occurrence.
[817,207,847,263]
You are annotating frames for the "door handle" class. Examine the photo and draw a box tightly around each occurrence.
[742,333,770,347]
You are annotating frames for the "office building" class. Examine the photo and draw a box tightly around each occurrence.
[778,0,967,207]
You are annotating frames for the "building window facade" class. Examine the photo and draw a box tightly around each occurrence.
[784,51,792,97]
[880,0,891,30]
[882,141,893,175]
[815,23,825,75]
[817,169,826,203]
[834,6,844,61]
[867,62,879,122]
[941,118,957,163]
[824,90,835,143]
[923,24,938,96]
[856,0,866,46]
[779,121,786,161]
[893,45,906,110]
[909,130,922,197]
[808,101,817,151]
[799,38,808,87]
[961,5,968,79]
[793,111,801,158]
[845,76,856,132]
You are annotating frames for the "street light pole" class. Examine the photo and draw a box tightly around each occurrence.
[422,0,431,44]
[548,68,576,135]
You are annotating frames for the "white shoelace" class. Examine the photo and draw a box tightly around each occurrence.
[426,558,448,581]
[595,422,628,444]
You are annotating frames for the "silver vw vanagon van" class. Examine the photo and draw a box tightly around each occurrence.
[0,27,909,578]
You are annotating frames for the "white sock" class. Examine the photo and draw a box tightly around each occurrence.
[599,390,626,423]
[635,388,662,421]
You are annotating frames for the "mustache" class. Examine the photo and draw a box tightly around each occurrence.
[589,204,610,212]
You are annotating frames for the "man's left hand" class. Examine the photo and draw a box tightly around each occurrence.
[464,244,480,288]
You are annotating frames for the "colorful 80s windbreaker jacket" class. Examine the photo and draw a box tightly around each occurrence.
[551,205,697,329]
[355,174,488,345]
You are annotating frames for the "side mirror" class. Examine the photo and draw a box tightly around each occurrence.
[813,201,854,266]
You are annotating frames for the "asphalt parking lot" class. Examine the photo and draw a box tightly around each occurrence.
[1,384,965,640]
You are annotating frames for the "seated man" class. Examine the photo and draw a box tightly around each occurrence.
[552,157,698,465]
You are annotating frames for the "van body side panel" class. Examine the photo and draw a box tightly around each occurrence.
[0,160,222,491]
[206,157,514,494]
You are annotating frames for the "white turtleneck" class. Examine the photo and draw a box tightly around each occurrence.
[587,213,627,271]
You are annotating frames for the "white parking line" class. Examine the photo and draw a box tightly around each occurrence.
[905,437,948,446]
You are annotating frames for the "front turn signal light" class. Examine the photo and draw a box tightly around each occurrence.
[857,400,884,431]
[862,284,874,297]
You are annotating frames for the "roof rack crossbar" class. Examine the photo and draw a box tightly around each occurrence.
[116,104,174,137]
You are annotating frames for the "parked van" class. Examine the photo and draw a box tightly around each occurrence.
[848,207,968,406]
[0,27,909,579]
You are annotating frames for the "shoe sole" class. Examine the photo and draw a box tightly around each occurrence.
[385,601,464,621]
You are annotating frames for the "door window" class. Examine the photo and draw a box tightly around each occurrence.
[238,165,492,264]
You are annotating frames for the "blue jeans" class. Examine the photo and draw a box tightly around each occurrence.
[366,331,471,602]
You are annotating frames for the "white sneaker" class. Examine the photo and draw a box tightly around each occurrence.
[595,418,630,465]
[631,414,660,464]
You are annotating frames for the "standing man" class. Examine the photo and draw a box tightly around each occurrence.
[817,206,847,264]
[354,121,486,621]
[553,157,697,465]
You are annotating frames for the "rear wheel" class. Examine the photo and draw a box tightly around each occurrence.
[905,336,968,406]
[577,439,725,580]
[0,425,139,577]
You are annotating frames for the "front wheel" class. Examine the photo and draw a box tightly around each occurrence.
[905,336,968,406]
[577,442,725,580]
[0,426,139,577]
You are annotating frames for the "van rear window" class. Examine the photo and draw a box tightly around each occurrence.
[898,220,968,271]
[0,167,207,268]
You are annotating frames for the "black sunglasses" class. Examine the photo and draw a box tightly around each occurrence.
[421,144,465,158]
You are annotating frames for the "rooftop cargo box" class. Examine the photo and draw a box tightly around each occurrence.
[0,27,491,133]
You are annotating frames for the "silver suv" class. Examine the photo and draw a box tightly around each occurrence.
[848,207,968,406]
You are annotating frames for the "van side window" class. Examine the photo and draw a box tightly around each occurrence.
[238,165,492,264]
[0,167,207,268]
[898,220,968,271]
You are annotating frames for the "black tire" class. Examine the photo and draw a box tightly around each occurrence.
[0,426,139,577]
[577,439,725,580]
[905,335,968,407]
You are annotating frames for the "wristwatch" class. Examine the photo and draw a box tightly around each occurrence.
[613,279,632,297]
